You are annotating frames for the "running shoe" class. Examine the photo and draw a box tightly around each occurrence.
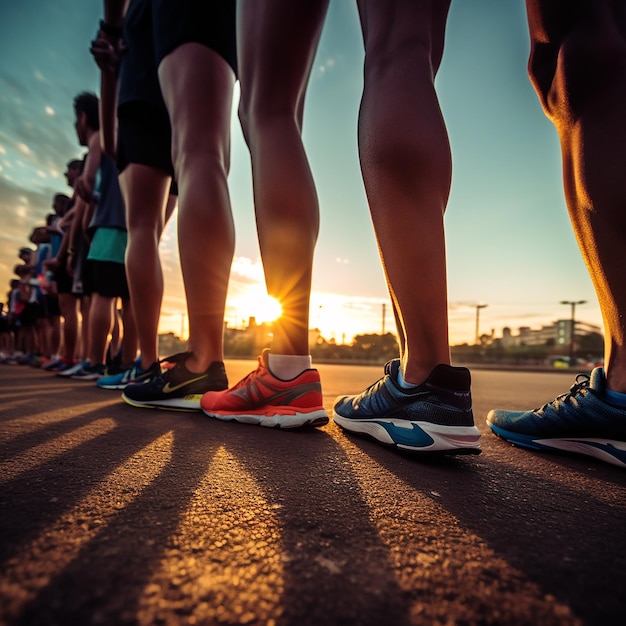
[41,357,64,371]
[487,367,626,468]
[57,360,86,377]
[71,363,106,381]
[122,352,228,411]
[48,358,75,374]
[201,349,329,428]
[96,359,160,390]
[333,359,481,455]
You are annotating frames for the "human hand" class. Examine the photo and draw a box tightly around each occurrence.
[75,174,94,203]
[90,35,122,75]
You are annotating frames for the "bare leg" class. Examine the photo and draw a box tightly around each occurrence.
[119,297,138,367]
[356,0,452,385]
[119,164,171,367]
[238,0,330,356]
[88,293,114,365]
[49,313,61,357]
[526,0,626,392]
[78,295,91,361]
[159,43,235,373]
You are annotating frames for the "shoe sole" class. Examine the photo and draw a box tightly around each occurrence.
[203,408,329,429]
[98,374,154,390]
[121,393,202,412]
[333,414,481,455]
[488,423,626,468]
[57,367,83,377]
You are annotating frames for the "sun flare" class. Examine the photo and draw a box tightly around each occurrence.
[240,292,283,324]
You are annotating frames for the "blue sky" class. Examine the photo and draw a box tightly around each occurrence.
[0,1,601,345]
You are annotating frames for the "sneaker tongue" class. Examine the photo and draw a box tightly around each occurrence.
[589,367,606,391]
[385,359,401,378]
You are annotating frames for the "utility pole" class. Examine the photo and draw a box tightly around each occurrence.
[382,302,386,336]
[475,304,487,345]
[560,300,586,363]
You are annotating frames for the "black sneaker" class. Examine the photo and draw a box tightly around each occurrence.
[121,353,228,411]
[333,359,481,455]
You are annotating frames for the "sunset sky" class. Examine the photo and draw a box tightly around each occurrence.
[0,1,602,346]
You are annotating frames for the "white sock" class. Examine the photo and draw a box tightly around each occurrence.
[268,353,312,380]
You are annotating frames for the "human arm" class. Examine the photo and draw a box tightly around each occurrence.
[90,0,128,157]
[74,132,102,204]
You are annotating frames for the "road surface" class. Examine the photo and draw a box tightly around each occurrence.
[1,361,625,626]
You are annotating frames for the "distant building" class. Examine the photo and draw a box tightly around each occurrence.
[495,319,601,348]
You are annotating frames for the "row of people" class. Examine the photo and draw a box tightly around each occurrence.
[1,185,80,368]
[14,0,625,470]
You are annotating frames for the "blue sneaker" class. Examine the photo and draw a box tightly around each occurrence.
[96,359,160,390]
[487,367,626,468]
[333,360,481,455]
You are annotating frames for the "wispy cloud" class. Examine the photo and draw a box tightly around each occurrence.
[317,57,336,77]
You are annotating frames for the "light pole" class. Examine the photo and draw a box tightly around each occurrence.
[560,300,586,363]
[475,304,488,345]
[382,302,386,336]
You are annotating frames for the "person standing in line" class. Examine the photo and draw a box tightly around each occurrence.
[122,0,237,410]
[91,0,178,391]
[200,1,331,429]
[487,0,626,469]
[68,91,138,382]
[201,0,481,455]
[44,165,83,372]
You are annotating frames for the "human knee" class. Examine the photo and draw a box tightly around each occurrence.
[529,26,626,120]
[171,141,230,183]
[238,84,302,147]
[364,35,434,85]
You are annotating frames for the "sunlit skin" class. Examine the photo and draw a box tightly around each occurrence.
[526,0,626,392]
[237,0,455,385]
[357,0,453,384]
[237,0,330,357]
[158,44,236,374]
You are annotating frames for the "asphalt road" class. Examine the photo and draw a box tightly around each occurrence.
[1,361,625,626]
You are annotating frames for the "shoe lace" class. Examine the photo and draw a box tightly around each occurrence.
[538,373,590,413]
[230,356,266,390]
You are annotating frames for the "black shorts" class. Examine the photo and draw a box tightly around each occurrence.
[117,101,174,176]
[42,294,61,318]
[83,260,130,300]
[19,302,40,327]
[152,0,237,75]
[54,264,74,294]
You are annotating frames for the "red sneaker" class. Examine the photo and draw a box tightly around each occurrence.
[201,349,328,428]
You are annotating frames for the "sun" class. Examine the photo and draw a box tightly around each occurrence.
[257,294,283,323]
[237,291,282,324]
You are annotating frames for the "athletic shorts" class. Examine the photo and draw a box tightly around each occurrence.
[83,260,130,300]
[19,302,40,327]
[42,294,61,318]
[117,101,174,176]
[54,264,74,295]
[152,0,237,75]
[72,237,92,297]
